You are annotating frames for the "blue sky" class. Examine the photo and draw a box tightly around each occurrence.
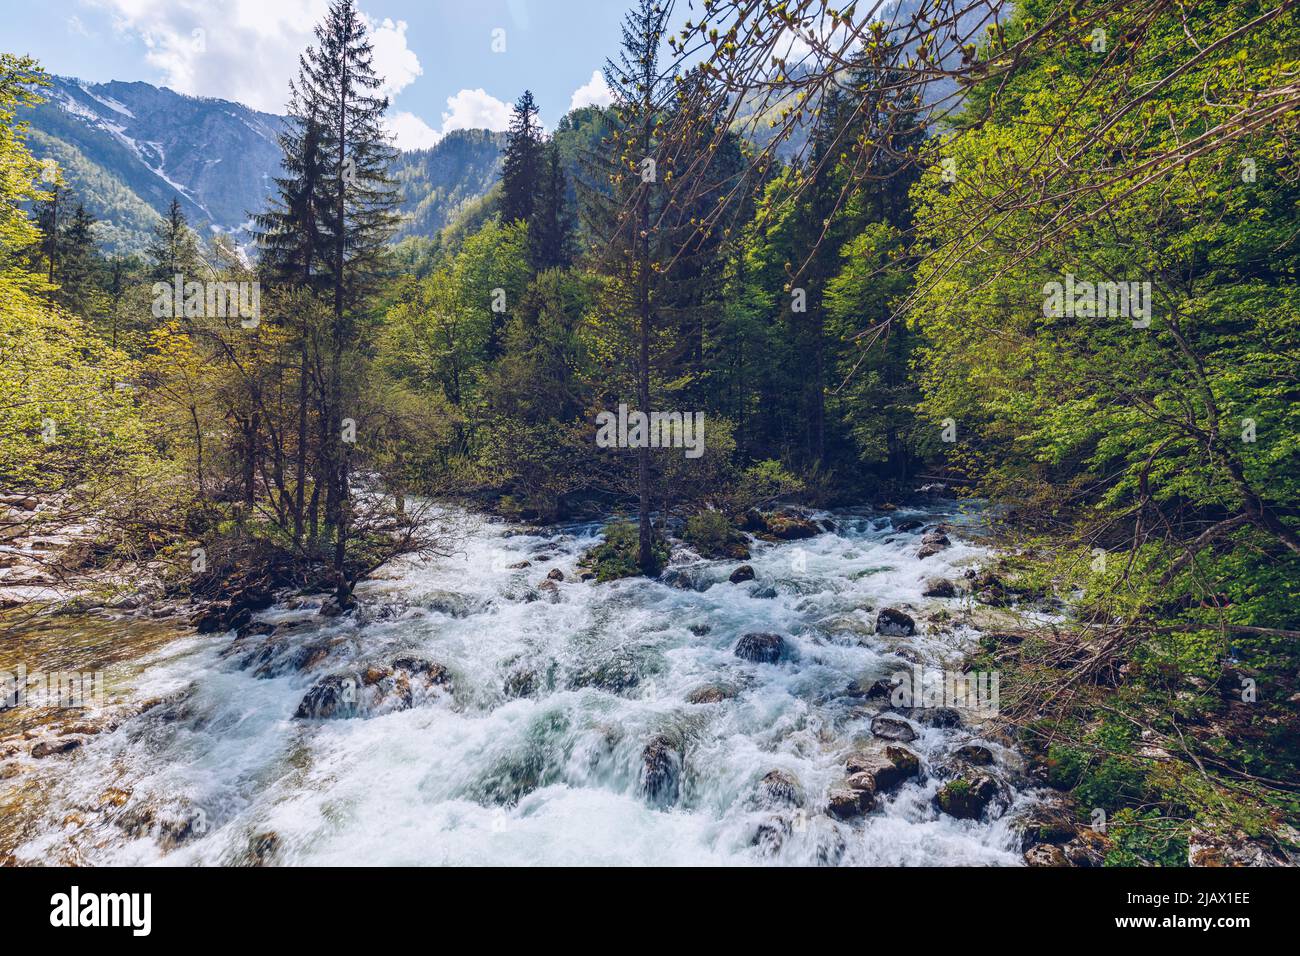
[2,0,660,148]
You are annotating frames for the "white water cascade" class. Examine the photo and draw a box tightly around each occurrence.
[8,504,1036,866]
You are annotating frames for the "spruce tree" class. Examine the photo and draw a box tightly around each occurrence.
[55,202,99,310]
[500,90,543,225]
[283,0,400,603]
[145,197,200,280]
[587,0,677,574]
[528,140,573,272]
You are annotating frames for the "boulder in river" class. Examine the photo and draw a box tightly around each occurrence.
[1024,843,1068,866]
[734,632,785,664]
[766,514,819,540]
[870,713,918,742]
[686,684,737,704]
[935,773,999,820]
[639,735,683,806]
[875,607,916,637]
[893,519,924,533]
[728,564,755,584]
[845,676,897,700]
[845,746,920,792]
[953,744,994,766]
[922,578,956,598]
[31,738,82,759]
[756,769,803,809]
[827,787,874,819]
[547,568,565,582]
[916,529,951,559]
[293,673,363,720]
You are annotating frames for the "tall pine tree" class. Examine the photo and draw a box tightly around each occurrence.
[500,90,543,226]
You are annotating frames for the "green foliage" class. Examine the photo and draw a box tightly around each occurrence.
[1104,809,1189,868]
[582,521,668,581]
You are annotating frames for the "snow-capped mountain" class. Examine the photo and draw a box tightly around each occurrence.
[25,76,287,252]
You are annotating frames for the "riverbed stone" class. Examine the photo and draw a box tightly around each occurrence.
[845,746,920,792]
[31,738,82,759]
[827,787,874,819]
[954,744,994,766]
[1024,843,1068,866]
[734,632,785,664]
[922,578,956,598]
[547,568,565,582]
[764,513,819,541]
[686,684,737,704]
[728,564,755,584]
[875,607,916,637]
[639,735,683,806]
[870,713,918,742]
[293,674,363,719]
[756,769,802,808]
[936,774,999,820]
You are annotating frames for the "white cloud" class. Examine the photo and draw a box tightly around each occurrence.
[568,69,613,112]
[440,88,512,134]
[88,1,424,115]
[385,110,442,151]
[368,17,421,100]
[384,89,512,151]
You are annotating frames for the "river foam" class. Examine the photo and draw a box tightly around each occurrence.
[11,503,1033,866]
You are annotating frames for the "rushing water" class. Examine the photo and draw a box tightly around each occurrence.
[2,503,1036,866]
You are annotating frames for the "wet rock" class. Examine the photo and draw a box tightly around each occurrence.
[293,674,362,719]
[922,578,956,598]
[827,787,874,819]
[764,513,819,541]
[845,745,920,792]
[639,735,682,806]
[686,684,736,704]
[751,585,778,600]
[954,744,994,766]
[546,568,565,582]
[1011,793,1079,850]
[507,560,531,570]
[567,653,641,693]
[687,623,711,636]
[936,774,999,820]
[870,713,918,742]
[734,632,785,664]
[31,738,82,759]
[392,656,451,687]
[756,769,802,808]
[845,676,896,700]
[578,571,596,582]
[249,831,280,866]
[752,816,792,855]
[875,607,916,637]
[894,519,924,533]
[916,529,951,559]
[422,590,472,618]
[504,667,538,698]
[817,519,838,534]
[98,787,132,809]
[729,564,755,584]
[915,707,963,729]
[317,596,352,618]
[1024,843,1068,866]
[1062,830,1108,867]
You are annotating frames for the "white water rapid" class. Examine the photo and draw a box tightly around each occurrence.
[7,504,1036,865]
